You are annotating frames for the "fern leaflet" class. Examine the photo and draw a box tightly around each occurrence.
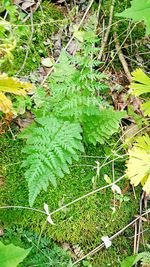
[21,116,84,206]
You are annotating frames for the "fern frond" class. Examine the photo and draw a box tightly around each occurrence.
[55,95,101,120]
[83,109,125,145]
[21,116,84,206]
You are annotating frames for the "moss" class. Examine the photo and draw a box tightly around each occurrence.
[0,129,148,266]
[1,2,64,76]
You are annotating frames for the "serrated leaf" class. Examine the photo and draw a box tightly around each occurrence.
[129,69,150,116]
[21,116,84,206]
[130,69,150,95]
[116,0,150,35]
[126,134,150,194]
[0,242,31,267]
[0,73,34,114]
[141,101,150,116]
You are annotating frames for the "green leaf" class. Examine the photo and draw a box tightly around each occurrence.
[141,101,150,116]
[130,69,150,96]
[120,255,137,267]
[116,0,150,35]
[126,134,150,194]
[21,116,84,206]
[0,242,31,267]
[129,69,150,117]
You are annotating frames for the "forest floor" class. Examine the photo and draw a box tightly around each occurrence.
[0,1,150,267]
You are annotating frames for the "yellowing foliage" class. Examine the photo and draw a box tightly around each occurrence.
[0,73,34,114]
[126,134,150,194]
[130,68,150,96]
[130,68,150,116]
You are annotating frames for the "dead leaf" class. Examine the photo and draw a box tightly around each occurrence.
[16,112,34,131]
[22,1,35,11]
[41,57,54,68]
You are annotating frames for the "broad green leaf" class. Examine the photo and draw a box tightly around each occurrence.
[0,242,31,267]
[116,0,150,35]
[126,134,150,194]
[121,255,137,267]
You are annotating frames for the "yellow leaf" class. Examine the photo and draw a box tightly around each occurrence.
[130,69,150,96]
[0,91,12,113]
[0,73,34,114]
[141,101,150,116]
[0,74,34,95]
[126,134,150,194]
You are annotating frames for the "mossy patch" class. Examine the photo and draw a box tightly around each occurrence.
[0,129,147,266]
[1,1,64,76]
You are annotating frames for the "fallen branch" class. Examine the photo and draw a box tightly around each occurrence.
[113,32,132,82]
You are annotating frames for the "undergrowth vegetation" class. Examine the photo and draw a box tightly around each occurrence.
[0,0,150,266]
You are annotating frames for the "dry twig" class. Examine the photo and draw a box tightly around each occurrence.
[17,10,34,75]
[113,32,132,82]
[98,0,115,60]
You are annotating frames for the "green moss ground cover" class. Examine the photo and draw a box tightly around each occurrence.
[0,129,146,266]
[0,1,150,266]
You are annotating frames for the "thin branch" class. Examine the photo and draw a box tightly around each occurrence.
[98,0,115,60]
[73,209,150,265]
[41,0,95,85]
[113,32,132,82]
[50,174,126,216]
[17,10,34,75]
[0,175,125,217]
[104,23,137,71]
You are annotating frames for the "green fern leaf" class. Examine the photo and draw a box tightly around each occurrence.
[21,116,84,206]
[83,109,125,145]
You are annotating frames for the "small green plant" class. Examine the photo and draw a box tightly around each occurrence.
[126,69,150,194]
[1,228,72,267]
[126,134,150,194]
[116,0,150,35]
[130,69,150,116]
[20,31,125,206]
[121,245,150,267]
[0,241,31,267]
